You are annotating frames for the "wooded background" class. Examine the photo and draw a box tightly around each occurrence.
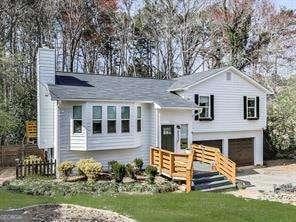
[0,0,295,150]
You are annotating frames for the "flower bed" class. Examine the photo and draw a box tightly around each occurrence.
[5,177,178,196]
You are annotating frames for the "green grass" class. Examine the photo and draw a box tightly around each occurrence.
[0,189,295,222]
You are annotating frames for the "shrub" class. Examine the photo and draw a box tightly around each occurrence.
[108,160,118,172]
[125,163,136,179]
[76,158,97,175]
[133,158,144,172]
[58,161,75,177]
[23,155,42,165]
[76,158,102,180]
[145,165,158,184]
[112,162,126,183]
[83,162,102,181]
[5,177,178,196]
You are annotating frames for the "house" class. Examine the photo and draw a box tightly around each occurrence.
[37,47,272,168]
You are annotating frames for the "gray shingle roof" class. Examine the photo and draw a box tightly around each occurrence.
[48,72,196,108]
[168,67,229,91]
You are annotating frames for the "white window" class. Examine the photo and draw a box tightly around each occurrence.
[180,124,188,149]
[199,96,210,119]
[137,106,142,132]
[73,106,82,133]
[107,106,116,133]
[92,106,102,134]
[121,106,130,133]
[247,97,256,118]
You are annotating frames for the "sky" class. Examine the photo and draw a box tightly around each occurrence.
[272,0,296,9]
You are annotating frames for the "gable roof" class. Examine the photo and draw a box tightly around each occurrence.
[169,66,272,94]
[168,67,229,91]
[47,72,196,109]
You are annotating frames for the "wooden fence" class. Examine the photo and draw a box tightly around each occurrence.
[191,144,236,183]
[15,159,56,179]
[0,145,46,167]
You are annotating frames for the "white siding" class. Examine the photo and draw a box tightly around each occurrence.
[57,101,154,167]
[178,70,267,133]
[159,109,193,152]
[37,48,55,149]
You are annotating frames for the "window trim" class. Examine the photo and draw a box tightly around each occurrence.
[180,124,189,150]
[137,106,142,132]
[92,106,102,134]
[107,106,116,133]
[121,106,130,133]
[198,95,211,120]
[72,105,82,134]
[246,97,257,119]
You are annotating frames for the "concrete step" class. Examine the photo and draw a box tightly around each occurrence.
[194,179,232,190]
[193,174,226,184]
[193,171,219,178]
[195,184,237,192]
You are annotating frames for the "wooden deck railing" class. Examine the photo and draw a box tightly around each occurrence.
[150,147,194,192]
[150,145,236,192]
[191,144,236,183]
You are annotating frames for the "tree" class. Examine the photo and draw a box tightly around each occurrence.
[267,76,296,157]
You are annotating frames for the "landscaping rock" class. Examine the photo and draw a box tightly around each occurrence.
[0,204,135,222]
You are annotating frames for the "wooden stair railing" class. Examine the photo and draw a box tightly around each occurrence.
[150,147,194,192]
[150,145,236,192]
[191,144,236,183]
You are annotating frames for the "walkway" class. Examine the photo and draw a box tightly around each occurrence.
[0,167,15,185]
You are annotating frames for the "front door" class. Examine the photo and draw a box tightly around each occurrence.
[161,125,174,152]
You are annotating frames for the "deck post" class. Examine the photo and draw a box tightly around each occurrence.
[150,147,153,165]
[169,153,174,177]
[159,149,163,174]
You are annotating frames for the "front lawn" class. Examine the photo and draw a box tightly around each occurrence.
[1,189,295,222]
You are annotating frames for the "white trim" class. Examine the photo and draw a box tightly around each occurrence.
[198,95,211,119]
[120,106,130,133]
[246,96,257,119]
[172,66,273,94]
[53,101,60,166]
[92,105,102,134]
[72,105,83,134]
[107,105,117,134]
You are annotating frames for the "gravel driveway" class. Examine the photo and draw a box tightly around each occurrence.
[228,160,296,205]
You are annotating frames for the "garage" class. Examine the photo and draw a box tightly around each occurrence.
[193,140,222,152]
[228,138,254,166]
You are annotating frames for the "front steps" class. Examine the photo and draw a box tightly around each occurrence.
[192,171,236,192]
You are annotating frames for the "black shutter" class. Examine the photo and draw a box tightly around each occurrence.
[256,96,260,119]
[243,96,247,119]
[194,94,199,121]
[210,95,214,120]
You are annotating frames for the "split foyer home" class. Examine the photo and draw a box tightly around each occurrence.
[37,47,272,168]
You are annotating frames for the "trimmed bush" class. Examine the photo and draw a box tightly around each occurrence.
[76,158,102,180]
[133,158,144,172]
[145,165,158,184]
[83,162,102,181]
[23,155,42,165]
[112,162,126,183]
[58,161,75,177]
[126,163,136,179]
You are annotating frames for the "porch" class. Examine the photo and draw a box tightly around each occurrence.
[150,144,237,192]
